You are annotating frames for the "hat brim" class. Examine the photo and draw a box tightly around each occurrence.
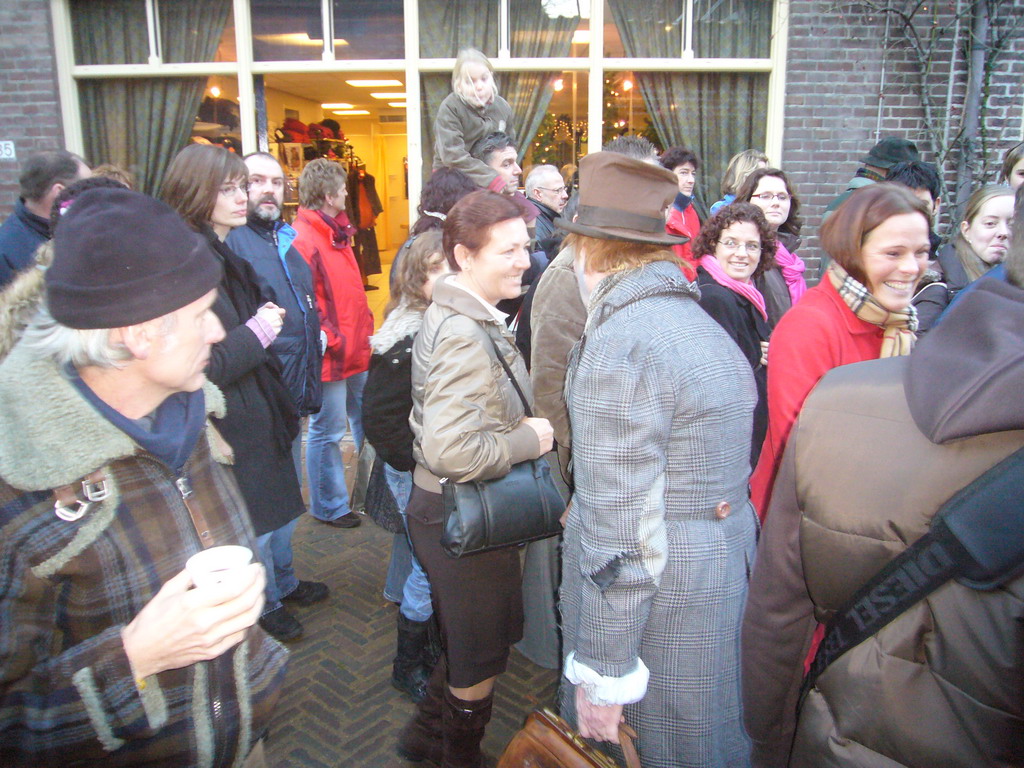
[555,216,689,246]
[860,154,896,168]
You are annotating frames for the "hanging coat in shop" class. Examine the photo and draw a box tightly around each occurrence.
[348,168,384,277]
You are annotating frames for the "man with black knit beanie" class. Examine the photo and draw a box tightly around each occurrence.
[0,187,286,767]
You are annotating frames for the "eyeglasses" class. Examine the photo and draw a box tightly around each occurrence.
[753,191,790,203]
[218,182,248,197]
[537,185,567,195]
[717,238,762,255]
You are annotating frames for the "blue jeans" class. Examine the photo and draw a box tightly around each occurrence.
[306,372,367,521]
[384,463,433,622]
[255,517,300,615]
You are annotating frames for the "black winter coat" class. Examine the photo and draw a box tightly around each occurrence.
[363,334,416,472]
[697,267,770,468]
[226,220,323,416]
[204,230,303,536]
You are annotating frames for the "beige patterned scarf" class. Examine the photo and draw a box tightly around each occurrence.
[827,262,917,357]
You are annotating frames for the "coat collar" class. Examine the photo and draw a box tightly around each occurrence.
[586,260,698,334]
[0,341,225,491]
[15,198,50,239]
[431,273,507,325]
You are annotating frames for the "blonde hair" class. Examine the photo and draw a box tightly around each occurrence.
[955,184,1015,282]
[565,233,677,275]
[452,48,497,105]
[721,149,769,197]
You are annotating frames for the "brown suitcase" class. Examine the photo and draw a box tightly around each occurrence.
[496,708,641,768]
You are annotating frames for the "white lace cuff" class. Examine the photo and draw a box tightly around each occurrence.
[564,651,649,706]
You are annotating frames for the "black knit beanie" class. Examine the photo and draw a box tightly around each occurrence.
[46,188,222,329]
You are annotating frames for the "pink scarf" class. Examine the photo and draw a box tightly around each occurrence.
[699,254,768,321]
[774,240,807,305]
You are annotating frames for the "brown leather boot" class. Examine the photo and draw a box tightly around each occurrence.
[397,656,446,764]
[441,688,493,768]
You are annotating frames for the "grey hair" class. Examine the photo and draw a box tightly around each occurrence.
[21,303,135,369]
[525,165,560,198]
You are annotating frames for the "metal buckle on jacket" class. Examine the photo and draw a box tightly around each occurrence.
[54,478,110,522]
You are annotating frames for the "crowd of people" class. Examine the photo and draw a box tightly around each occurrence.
[0,45,1021,768]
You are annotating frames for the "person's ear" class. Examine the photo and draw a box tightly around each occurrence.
[119,321,157,360]
[454,243,473,272]
[932,197,941,218]
[960,218,970,238]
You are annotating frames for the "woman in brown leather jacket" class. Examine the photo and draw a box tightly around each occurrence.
[396,190,554,768]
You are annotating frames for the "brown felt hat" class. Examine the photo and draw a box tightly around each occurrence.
[555,152,688,246]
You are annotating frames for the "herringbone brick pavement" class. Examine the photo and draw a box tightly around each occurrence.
[264,512,560,767]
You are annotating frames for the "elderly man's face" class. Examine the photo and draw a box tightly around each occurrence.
[142,289,225,397]
[531,173,568,213]
[488,147,522,195]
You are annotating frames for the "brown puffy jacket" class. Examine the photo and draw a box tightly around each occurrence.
[742,280,1024,768]
[410,275,542,492]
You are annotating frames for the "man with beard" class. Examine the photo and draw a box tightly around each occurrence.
[226,152,327,640]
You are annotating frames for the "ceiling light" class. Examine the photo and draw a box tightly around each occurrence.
[333,110,370,116]
[346,79,403,87]
[572,30,590,45]
[552,78,564,91]
[388,102,407,108]
[254,33,348,47]
[209,86,221,98]
[371,92,408,100]
[321,102,354,109]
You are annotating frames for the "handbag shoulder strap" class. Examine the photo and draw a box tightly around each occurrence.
[485,333,533,418]
[801,442,1024,703]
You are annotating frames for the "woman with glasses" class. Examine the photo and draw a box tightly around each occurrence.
[161,145,312,641]
[748,183,931,520]
[735,168,808,326]
[693,203,775,467]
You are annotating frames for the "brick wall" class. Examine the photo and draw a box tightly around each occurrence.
[781,0,1024,281]
[0,0,63,220]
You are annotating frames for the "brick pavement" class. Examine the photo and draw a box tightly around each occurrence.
[264,511,560,767]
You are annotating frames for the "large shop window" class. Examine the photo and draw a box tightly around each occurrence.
[418,0,580,181]
[73,0,232,194]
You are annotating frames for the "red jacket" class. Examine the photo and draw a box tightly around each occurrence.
[292,208,373,381]
[667,203,699,281]
[749,279,885,517]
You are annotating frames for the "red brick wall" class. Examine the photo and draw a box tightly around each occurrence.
[781,0,1024,280]
[0,0,64,220]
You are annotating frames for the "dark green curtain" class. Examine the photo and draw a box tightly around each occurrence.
[607,0,770,207]
[74,0,231,195]
[504,0,578,164]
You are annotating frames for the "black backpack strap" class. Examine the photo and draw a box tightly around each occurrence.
[801,443,1024,703]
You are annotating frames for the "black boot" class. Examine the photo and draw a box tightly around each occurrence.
[397,656,446,764]
[441,688,492,768]
[423,613,443,670]
[393,613,431,701]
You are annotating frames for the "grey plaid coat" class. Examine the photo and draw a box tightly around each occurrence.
[559,261,757,768]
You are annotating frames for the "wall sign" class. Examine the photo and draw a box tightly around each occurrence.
[0,142,15,161]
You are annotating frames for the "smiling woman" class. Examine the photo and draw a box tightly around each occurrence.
[749,183,931,519]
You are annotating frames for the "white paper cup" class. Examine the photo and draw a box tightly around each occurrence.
[186,545,253,589]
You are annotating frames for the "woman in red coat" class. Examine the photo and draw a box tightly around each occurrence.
[292,158,374,529]
[749,184,931,519]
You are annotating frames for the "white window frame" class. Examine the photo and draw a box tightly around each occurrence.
[50,0,789,222]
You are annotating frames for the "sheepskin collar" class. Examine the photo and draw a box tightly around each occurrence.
[0,341,226,492]
[370,304,424,354]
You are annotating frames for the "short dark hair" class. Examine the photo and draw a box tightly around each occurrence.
[691,202,776,281]
[999,141,1024,186]
[659,146,700,173]
[20,150,87,201]
[604,135,658,162]
[160,144,247,230]
[411,168,478,236]
[885,161,942,201]
[1006,185,1024,289]
[820,183,930,285]
[50,176,129,234]
[735,167,803,238]
[471,131,516,165]
[442,189,530,271]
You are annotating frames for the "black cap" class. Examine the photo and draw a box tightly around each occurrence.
[46,188,222,329]
[861,137,920,169]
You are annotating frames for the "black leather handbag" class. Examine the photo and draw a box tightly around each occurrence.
[440,335,566,558]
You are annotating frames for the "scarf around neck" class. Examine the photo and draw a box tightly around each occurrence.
[773,240,807,305]
[699,254,768,320]
[827,261,917,357]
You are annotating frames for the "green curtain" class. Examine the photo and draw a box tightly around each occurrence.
[607,0,771,208]
[75,0,231,195]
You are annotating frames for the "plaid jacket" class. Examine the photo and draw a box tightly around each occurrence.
[0,342,288,767]
[559,262,758,768]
